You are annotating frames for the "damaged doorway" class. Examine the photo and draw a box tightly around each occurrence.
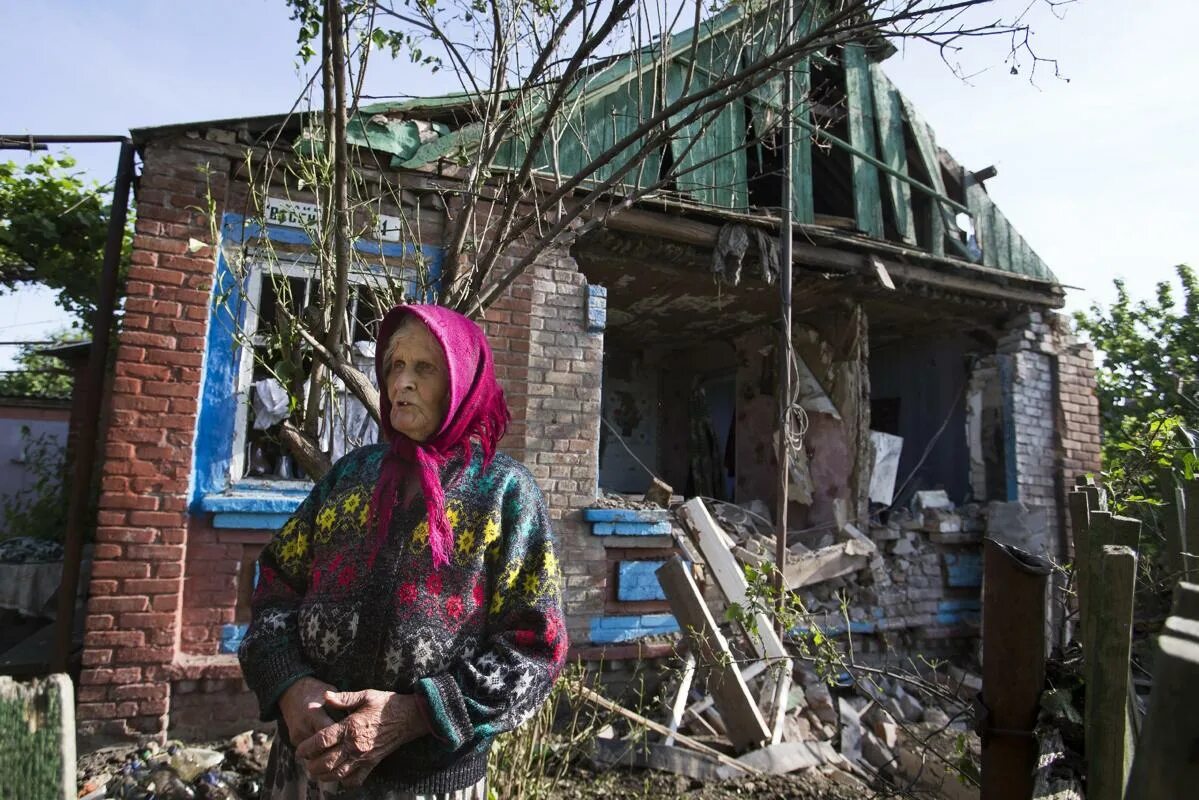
[598,343,737,500]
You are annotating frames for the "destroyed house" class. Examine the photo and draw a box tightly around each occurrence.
[74,6,1099,743]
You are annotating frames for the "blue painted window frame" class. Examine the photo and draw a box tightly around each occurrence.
[191,212,443,528]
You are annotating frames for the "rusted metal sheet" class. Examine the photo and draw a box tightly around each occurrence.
[981,539,1052,800]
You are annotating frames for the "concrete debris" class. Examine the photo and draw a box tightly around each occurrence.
[805,684,838,725]
[583,495,985,792]
[592,490,662,510]
[644,477,674,508]
[860,730,893,769]
[914,490,954,512]
[922,706,952,729]
[892,685,926,723]
[923,507,963,534]
[838,698,863,763]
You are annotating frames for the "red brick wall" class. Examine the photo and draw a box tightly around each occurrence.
[1056,337,1102,484]
[78,141,231,742]
[80,133,605,744]
[520,257,605,644]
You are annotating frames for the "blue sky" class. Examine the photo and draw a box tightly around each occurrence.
[1,1,1195,368]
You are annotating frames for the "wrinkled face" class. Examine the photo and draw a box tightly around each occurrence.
[384,318,449,443]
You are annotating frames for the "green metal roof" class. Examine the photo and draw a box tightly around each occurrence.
[344,5,1055,284]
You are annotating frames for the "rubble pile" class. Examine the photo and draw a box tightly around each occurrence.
[77,732,270,800]
[582,495,984,798]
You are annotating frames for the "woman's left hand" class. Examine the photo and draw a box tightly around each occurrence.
[296,689,431,787]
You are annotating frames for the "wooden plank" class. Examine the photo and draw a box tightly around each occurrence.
[664,651,697,746]
[965,178,993,267]
[990,203,1012,274]
[656,557,770,750]
[791,50,814,225]
[677,498,795,744]
[1067,490,1092,636]
[1162,482,1187,581]
[1125,635,1199,800]
[592,738,727,783]
[901,95,948,256]
[1162,615,1199,645]
[569,680,758,774]
[1086,545,1138,800]
[733,741,841,775]
[685,660,769,719]
[869,65,916,245]
[677,499,789,662]
[0,674,76,800]
[1172,581,1199,621]
[1183,479,1199,581]
[842,44,884,238]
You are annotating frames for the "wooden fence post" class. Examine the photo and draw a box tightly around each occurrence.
[0,674,76,800]
[1125,633,1199,799]
[1183,479,1199,582]
[1172,582,1199,622]
[1161,482,1187,581]
[1086,544,1138,800]
[1068,488,1093,635]
[1083,511,1139,672]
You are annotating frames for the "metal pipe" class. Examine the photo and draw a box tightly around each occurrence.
[980,538,1053,800]
[0,134,130,148]
[773,0,795,636]
[52,140,135,673]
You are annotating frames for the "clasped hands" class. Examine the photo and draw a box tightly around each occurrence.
[279,677,430,787]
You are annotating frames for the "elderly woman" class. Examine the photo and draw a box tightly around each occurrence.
[239,304,567,799]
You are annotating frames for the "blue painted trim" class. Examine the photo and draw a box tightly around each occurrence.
[936,598,982,626]
[943,552,983,588]
[999,355,1019,502]
[791,620,878,638]
[616,560,669,602]
[190,211,444,512]
[586,284,607,333]
[591,521,673,536]
[213,512,293,530]
[588,613,679,644]
[582,508,669,523]
[191,244,247,507]
[219,623,248,655]
[199,489,309,513]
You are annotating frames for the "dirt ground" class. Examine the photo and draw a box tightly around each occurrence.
[77,736,875,800]
[549,763,869,800]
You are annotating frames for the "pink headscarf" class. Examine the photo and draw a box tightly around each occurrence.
[370,304,511,569]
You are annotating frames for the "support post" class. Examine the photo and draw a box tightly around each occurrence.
[980,539,1052,800]
[1086,543,1139,800]
[1067,489,1092,635]
[53,140,135,672]
[1183,479,1199,582]
[1124,636,1199,799]
[773,0,795,639]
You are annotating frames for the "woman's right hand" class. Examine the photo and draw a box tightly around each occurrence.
[278,676,337,748]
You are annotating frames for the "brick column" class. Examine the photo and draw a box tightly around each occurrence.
[77,142,229,743]
[1054,330,1102,486]
[519,253,604,645]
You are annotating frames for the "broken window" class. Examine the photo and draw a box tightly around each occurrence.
[231,257,389,482]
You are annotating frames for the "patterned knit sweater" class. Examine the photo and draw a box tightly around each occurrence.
[238,443,567,795]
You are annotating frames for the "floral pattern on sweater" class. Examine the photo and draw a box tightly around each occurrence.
[238,444,567,796]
